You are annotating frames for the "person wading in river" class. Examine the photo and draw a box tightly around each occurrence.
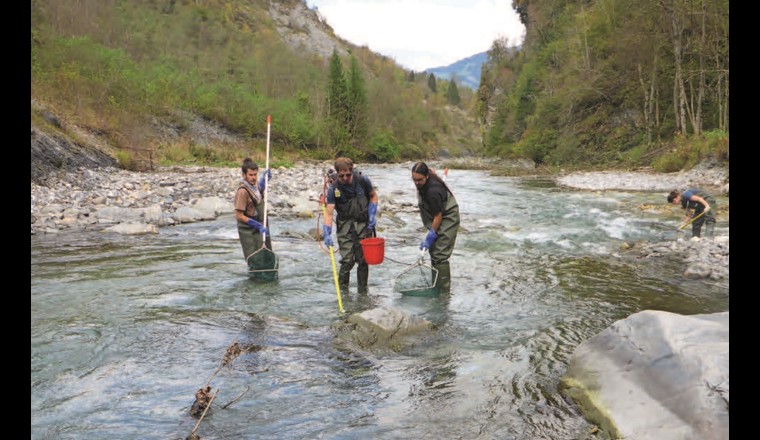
[667,188,716,238]
[411,162,460,294]
[322,157,379,294]
[234,158,273,264]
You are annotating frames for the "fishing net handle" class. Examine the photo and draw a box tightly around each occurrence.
[262,115,272,241]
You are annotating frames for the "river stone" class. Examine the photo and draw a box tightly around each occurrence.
[174,206,216,223]
[684,262,712,279]
[344,306,433,349]
[192,196,229,217]
[560,310,729,440]
[104,223,159,235]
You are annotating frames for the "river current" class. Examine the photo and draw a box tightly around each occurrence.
[31,165,729,439]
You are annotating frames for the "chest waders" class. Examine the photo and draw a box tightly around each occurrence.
[334,178,371,293]
[682,189,717,238]
[237,186,275,279]
[418,189,460,294]
[237,186,266,257]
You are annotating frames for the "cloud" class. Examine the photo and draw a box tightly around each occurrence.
[307,0,525,71]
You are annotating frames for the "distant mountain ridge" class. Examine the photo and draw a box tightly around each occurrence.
[424,51,488,90]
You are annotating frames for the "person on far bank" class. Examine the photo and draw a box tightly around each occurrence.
[411,162,460,294]
[234,157,273,264]
[667,188,716,238]
[323,157,379,294]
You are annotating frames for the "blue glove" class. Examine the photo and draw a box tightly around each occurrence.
[247,218,268,235]
[420,228,438,250]
[322,225,334,248]
[258,169,272,192]
[367,202,377,230]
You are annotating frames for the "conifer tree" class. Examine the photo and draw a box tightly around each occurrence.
[427,73,437,93]
[446,79,461,106]
[347,55,368,144]
[326,50,347,123]
[325,50,349,150]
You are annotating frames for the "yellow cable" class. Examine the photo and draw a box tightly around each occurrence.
[329,244,344,316]
[321,202,344,316]
[678,210,706,230]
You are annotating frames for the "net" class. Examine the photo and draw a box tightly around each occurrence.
[393,252,439,296]
[247,246,279,281]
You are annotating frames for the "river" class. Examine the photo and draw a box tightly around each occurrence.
[31,165,729,439]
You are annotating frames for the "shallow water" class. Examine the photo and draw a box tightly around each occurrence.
[31,166,728,439]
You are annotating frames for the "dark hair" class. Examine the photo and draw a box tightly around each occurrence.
[242,157,259,174]
[411,161,429,176]
[411,161,452,194]
[667,190,680,203]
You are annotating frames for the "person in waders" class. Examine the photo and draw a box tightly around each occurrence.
[234,158,273,265]
[411,162,460,294]
[667,188,716,238]
[323,157,379,294]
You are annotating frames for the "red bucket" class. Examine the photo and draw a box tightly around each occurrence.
[360,237,385,265]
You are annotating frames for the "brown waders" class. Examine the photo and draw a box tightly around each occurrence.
[237,196,272,263]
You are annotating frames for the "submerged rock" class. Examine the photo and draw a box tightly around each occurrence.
[335,306,434,350]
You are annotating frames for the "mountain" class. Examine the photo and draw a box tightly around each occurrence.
[424,51,488,90]
[30,0,485,172]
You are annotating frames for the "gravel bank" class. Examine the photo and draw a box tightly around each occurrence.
[31,161,729,283]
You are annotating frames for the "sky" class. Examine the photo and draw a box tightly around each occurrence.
[304,0,525,71]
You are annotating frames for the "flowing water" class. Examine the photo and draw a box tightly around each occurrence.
[31,165,729,440]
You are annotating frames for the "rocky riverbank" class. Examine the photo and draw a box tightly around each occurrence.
[31,160,729,282]
[556,158,729,282]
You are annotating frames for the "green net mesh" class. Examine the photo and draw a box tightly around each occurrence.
[393,262,439,296]
[247,247,279,281]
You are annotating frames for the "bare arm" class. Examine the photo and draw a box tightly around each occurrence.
[234,188,256,224]
[689,195,711,212]
[324,203,336,228]
[430,212,443,232]
[235,210,250,224]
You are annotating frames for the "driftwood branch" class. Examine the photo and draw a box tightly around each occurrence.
[188,388,219,440]
[221,385,250,409]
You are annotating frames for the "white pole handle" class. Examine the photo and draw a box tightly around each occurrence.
[262,115,271,242]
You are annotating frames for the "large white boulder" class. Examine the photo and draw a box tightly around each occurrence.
[561,310,728,440]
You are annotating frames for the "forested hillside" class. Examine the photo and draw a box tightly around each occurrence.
[31,0,728,173]
[31,0,478,171]
[477,0,729,171]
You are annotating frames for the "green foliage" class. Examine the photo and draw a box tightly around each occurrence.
[482,0,729,168]
[347,55,369,144]
[701,130,730,161]
[446,80,461,106]
[652,130,729,172]
[548,134,582,165]
[324,50,351,151]
[514,128,557,165]
[652,149,688,173]
[326,50,348,121]
[115,150,133,169]
[398,143,427,161]
[367,131,401,162]
[158,142,195,164]
[25,0,514,167]
[427,73,437,93]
